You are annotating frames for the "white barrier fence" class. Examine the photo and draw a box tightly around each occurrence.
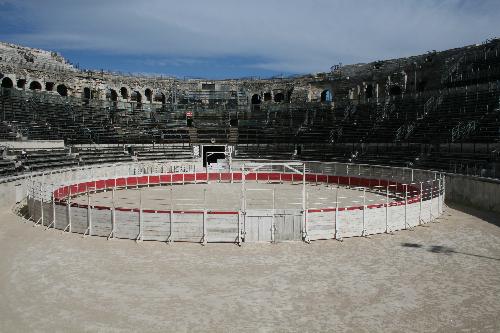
[25,160,445,244]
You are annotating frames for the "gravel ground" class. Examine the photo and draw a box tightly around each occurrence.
[0,203,499,332]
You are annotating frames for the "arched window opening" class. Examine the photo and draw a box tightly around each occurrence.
[17,79,26,89]
[145,88,153,102]
[83,87,91,99]
[365,84,374,99]
[264,92,272,101]
[29,81,42,90]
[1,77,13,89]
[389,85,402,96]
[131,91,142,103]
[274,92,285,103]
[45,82,54,91]
[154,92,166,104]
[120,87,128,99]
[57,84,68,97]
[106,89,117,101]
[251,94,261,105]
[320,89,333,103]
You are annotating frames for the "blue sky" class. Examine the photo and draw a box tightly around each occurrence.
[1,0,499,79]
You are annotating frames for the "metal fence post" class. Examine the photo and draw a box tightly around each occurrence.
[302,163,309,243]
[65,189,72,233]
[437,177,441,216]
[137,188,143,242]
[429,180,433,222]
[168,188,173,243]
[108,187,116,239]
[85,188,92,236]
[202,189,207,245]
[335,186,339,240]
[385,185,389,233]
[404,184,408,229]
[419,182,423,225]
[362,187,366,236]
[271,185,276,243]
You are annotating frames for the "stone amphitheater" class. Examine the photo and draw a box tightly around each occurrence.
[0,39,499,332]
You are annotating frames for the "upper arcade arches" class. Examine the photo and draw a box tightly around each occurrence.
[1,77,13,89]
[144,88,153,102]
[29,81,42,90]
[17,79,26,89]
[320,89,332,103]
[120,87,129,99]
[131,90,142,103]
[154,91,166,104]
[57,84,68,97]
[106,89,118,101]
[83,87,91,99]
[274,92,285,103]
[251,94,261,105]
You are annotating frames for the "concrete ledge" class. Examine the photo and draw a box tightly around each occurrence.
[0,140,65,150]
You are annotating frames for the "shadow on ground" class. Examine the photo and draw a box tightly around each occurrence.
[401,242,500,262]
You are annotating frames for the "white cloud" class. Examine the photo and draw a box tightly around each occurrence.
[2,0,500,73]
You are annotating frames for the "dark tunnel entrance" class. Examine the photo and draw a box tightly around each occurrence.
[203,145,226,167]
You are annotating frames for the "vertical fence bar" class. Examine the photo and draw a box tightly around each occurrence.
[362,187,366,236]
[202,189,207,245]
[108,187,116,239]
[137,188,143,242]
[429,180,433,222]
[66,188,72,233]
[168,187,173,243]
[271,185,276,243]
[385,185,389,233]
[438,177,442,215]
[302,163,309,242]
[86,188,92,236]
[335,186,339,239]
[419,182,423,224]
[404,184,408,229]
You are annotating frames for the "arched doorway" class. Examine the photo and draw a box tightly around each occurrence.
[45,82,54,91]
[57,84,68,96]
[145,88,153,102]
[389,85,402,96]
[365,84,373,99]
[1,77,13,89]
[154,92,166,104]
[131,91,142,103]
[29,81,42,90]
[83,87,91,99]
[17,79,26,89]
[320,89,333,103]
[274,92,285,103]
[251,94,261,104]
[120,87,128,99]
[264,92,272,101]
[107,89,118,101]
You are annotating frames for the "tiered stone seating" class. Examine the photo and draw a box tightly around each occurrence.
[16,149,77,171]
[74,145,133,165]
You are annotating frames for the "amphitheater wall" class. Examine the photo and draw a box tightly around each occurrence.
[445,174,500,214]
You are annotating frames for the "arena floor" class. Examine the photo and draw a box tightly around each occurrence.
[0,204,499,332]
[71,182,393,211]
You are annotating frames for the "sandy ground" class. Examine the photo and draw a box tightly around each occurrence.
[71,183,393,211]
[0,203,499,332]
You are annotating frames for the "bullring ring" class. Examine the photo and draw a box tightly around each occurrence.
[26,160,444,244]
